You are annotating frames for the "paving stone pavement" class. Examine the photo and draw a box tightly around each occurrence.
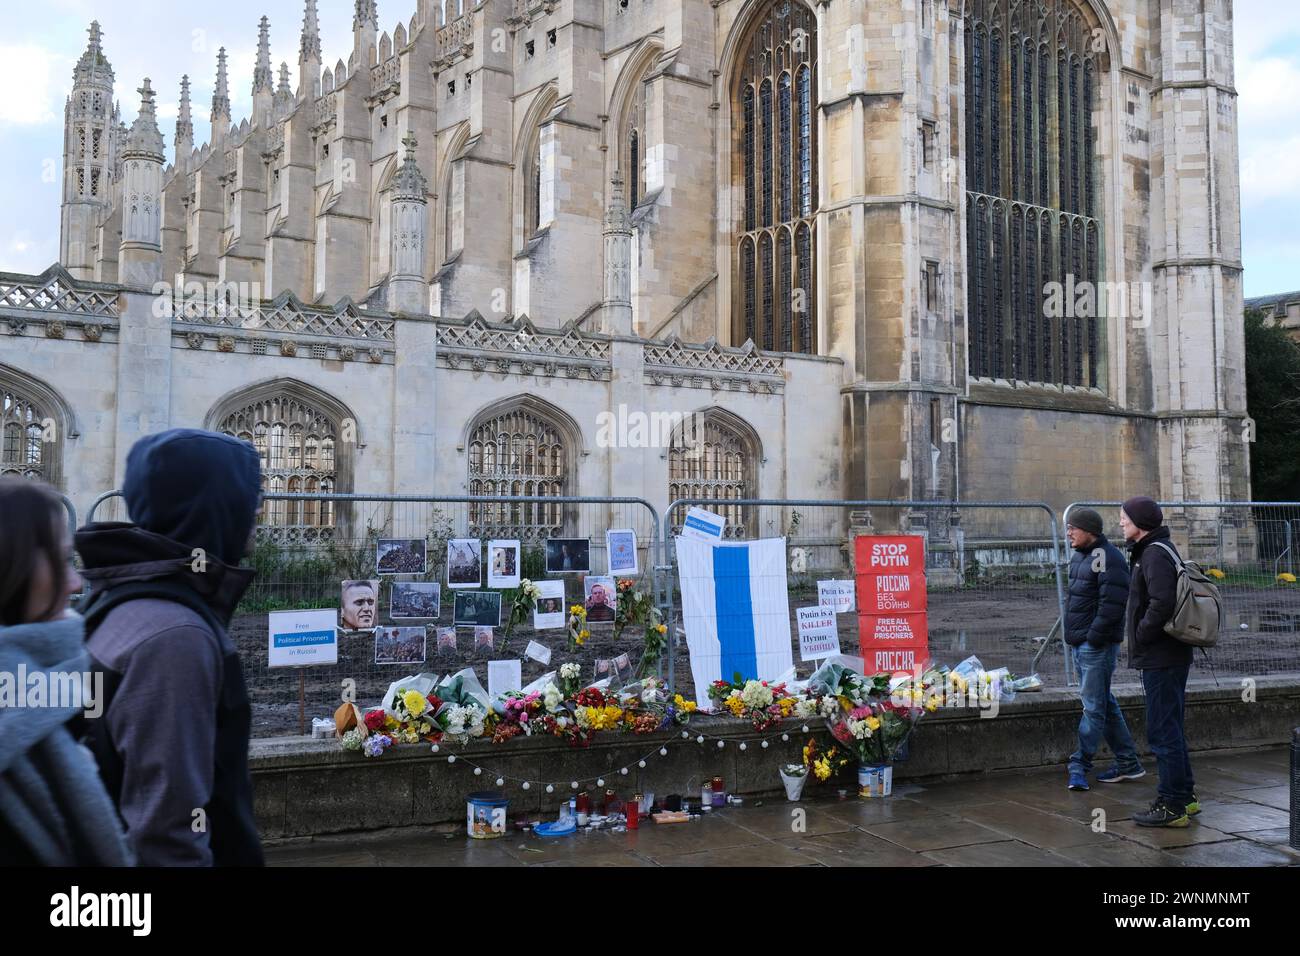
[264,746,1299,867]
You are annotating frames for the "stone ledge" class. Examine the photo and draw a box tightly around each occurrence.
[249,676,1300,838]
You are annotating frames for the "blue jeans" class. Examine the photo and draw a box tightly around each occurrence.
[1069,642,1141,776]
[1141,662,1195,809]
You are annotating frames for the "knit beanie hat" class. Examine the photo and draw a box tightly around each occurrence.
[1121,495,1163,531]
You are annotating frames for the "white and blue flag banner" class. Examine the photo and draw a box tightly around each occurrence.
[676,536,794,709]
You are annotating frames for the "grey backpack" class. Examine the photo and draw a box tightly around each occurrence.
[1149,541,1223,648]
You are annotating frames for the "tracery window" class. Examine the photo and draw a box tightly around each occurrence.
[965,0,1101,387]
[216,394,339,537]
[669,412,758,539]
[467,404,569,540]
[734,0,818,354]
[622,72,649,210]
[1,388,49,482]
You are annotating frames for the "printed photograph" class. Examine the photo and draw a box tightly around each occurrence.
[583,575,617,623]
[436,626,457,655]
[487,539,521,588]
[390,581,441,620]
[606,529,638,575]
[447,538,482,588]
[545,537,590,574]
[376,538,427,575]
[473,626,495,652]
[374,626,427,666]
[532,579,566,630]
[339,579,380,632]
[453,590,503,628]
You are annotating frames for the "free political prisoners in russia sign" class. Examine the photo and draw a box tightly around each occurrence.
[268,609,339,668]
[855,536,929,674]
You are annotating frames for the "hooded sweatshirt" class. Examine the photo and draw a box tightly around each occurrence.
[0,614,133,866]
[77,429,264,866]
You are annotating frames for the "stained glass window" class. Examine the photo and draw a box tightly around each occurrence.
[735,1,818,353]
[467,405,568,540]
[965,0,1101,386]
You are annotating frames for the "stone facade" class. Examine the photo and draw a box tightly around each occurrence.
[1,0,1251,529]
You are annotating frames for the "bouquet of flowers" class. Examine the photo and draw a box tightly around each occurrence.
[612,579,670,677]
[707,673,799,731]
[432,668,493,743]
[612,676,694,735]
[566,604,589,651]
[500,578,543,653]
[557,661,583,698]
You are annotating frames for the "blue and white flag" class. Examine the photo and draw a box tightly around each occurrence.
[676,536,794,709]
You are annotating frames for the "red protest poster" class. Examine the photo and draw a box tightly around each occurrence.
[855,535,930,674]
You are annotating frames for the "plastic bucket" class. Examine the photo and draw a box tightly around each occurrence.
[466,791,509,839]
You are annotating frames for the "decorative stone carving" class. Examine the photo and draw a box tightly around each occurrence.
[8,319,27,335]
[83,323,103,342]
[340,345,356,361]
[46,321,66,339]
[186,331,204,348]
[279,339,298,357]
[217,335,236,352]
[368,348,383,364]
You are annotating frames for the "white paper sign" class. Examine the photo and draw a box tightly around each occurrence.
[679,506,726,541]
[532,579,566,630]
[268,609,339,668]
[818,579,856,614]
[796,606,841,662]
[488,659,523,699]
[524,640,552,665]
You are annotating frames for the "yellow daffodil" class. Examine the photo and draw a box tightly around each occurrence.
[1207,568,1226,580]
[866,716,882,732]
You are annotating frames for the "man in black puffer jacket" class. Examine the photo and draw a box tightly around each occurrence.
[1063,508,1141,792]
[1121,495,1196,829]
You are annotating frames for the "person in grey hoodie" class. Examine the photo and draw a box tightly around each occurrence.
[77,429,265,866]
[0,477,132,866]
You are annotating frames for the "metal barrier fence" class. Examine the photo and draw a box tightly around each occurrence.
[85,491,663,738]
[661,499,1071,699]
[1064,501,1300,680]
[73,488,1300,737]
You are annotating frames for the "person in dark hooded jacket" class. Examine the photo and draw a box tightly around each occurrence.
[1121,495,1196,829]
[1062,507,1141,791]
[76,429,265,865]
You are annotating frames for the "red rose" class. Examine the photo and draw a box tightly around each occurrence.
[364,709,387,732]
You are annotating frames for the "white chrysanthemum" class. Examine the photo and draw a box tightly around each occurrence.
[740,680,773,710]
[559,662,581,680]
[543,682,564,712]
[794,698,818,719]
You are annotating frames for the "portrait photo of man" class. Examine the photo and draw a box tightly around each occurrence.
[340,579,380,631]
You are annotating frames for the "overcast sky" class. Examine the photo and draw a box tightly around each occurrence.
[0,0,1295,297]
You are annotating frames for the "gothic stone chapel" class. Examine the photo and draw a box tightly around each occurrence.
[2,0,1249,537]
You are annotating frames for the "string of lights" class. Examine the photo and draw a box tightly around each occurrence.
[430,722,818,792]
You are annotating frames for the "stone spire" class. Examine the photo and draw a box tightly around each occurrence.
[354,0,379,59]
[392,132,429,202]
[73,20,114,89]
[387,132,428,314]
[354,0,379,31]
[124,79,165,160]
[601,172,633,334]
[175,75,193,168]
[278,62,292,97]
[299,0,322,99]
[253,16,273,94]
[211,47,231,142]
[252,17,274,127]
[119,79,166,286]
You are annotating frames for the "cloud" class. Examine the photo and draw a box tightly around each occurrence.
[0,46,73,125]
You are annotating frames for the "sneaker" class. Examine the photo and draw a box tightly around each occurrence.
[1097,766,1146,783]
[1133,800,1189,828]
[1185,794,1200,817]
[1067,771,1090,791]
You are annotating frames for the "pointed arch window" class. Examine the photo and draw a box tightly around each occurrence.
[0,369,69,489]
[467,402,572,540]
[669,412,760,539]
[965,0,1102,387]
[622,72,650,210]
[213,388,349,541]
[733,0,818,354]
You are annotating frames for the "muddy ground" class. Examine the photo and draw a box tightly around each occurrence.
[236,582,1300,737]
